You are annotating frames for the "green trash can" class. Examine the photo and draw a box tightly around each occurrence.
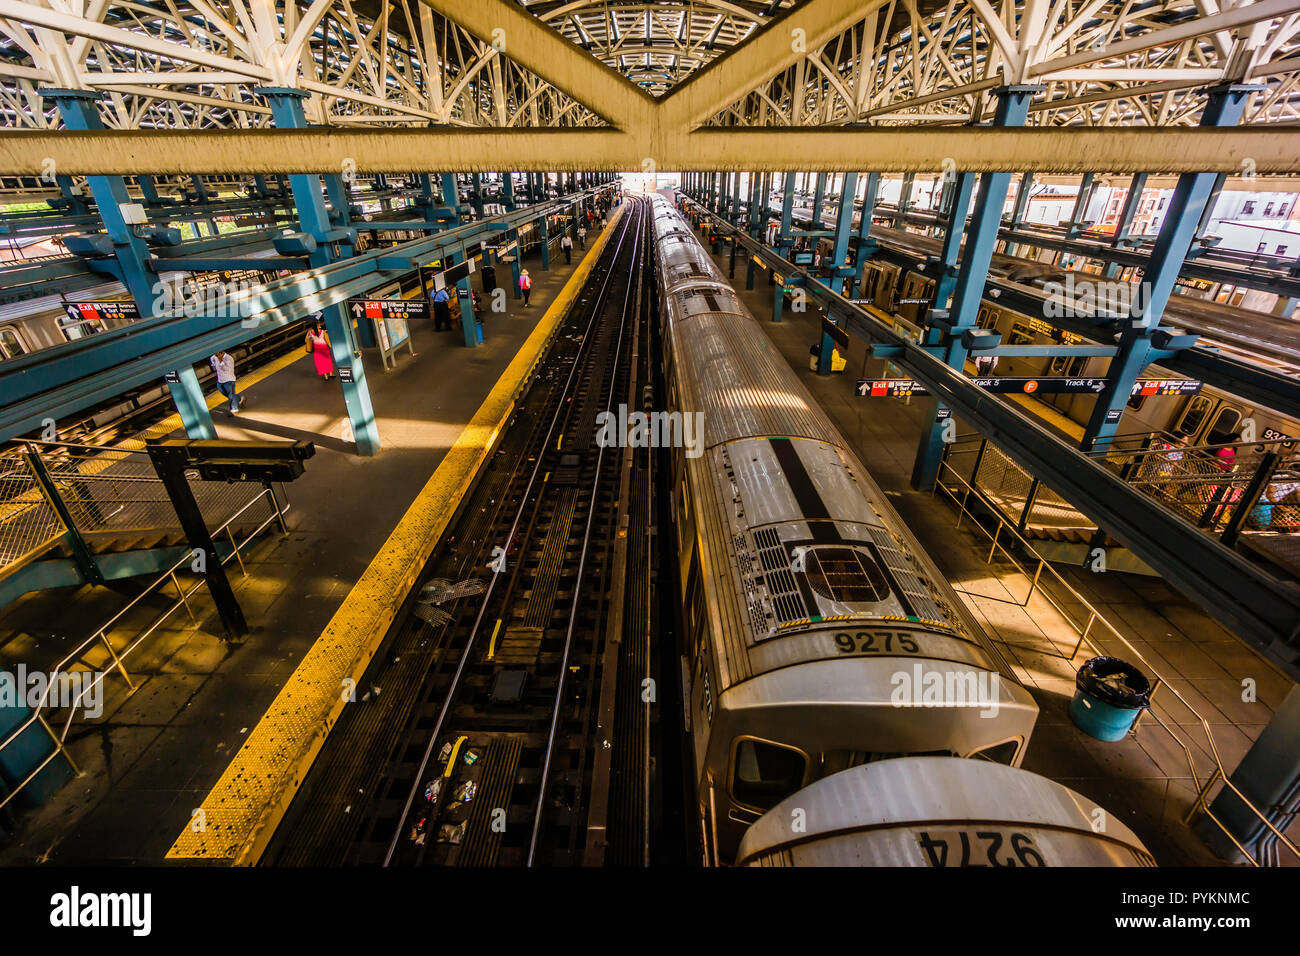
[1069,656,1151,742]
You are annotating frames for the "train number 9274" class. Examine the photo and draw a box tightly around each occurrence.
[918,830,1045,867]
[833,631,920,655]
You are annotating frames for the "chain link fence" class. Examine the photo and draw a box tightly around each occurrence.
[941,434,1300,557]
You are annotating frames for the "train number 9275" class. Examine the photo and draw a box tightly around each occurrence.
[833,631,920,655]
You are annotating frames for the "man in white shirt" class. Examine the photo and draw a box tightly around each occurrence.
[560,233,573,264]
[210,350,241,413]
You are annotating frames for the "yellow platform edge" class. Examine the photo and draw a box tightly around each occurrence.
[166,206,625,863]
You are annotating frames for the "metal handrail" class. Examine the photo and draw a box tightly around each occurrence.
[0,487,285,813]
[932,456,1298,866]
[1086,435,1298,461]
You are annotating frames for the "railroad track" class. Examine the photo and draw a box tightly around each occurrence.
[266,199,658,867]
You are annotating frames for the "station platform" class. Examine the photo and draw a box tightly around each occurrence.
[0,213,621,865]
[706,249,1299,866]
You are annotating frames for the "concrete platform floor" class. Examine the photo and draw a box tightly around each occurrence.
[0,233,606,865]
[708,246,1298,866]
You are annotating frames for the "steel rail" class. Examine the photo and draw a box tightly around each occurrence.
[380,202,641,866]
[526,201,646,866]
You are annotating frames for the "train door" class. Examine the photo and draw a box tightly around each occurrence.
[1171,394,1247,445]
[57,309,106,341]
[1045,354,1089,417]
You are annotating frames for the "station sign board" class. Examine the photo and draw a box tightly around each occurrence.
[347,298,428,322]
[431,256,478,292]
[1130,379,1203,397]
[64,301,139,323]
[821,317,849,349]
[855,377,1203,398]
[857,380,929,397]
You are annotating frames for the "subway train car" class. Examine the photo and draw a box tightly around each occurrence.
[0,265,286,363]
[651,195,1041,863]
[736,758,1156,867]
[856,256,1300,451]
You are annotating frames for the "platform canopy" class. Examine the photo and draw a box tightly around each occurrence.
[2,0,1300,176]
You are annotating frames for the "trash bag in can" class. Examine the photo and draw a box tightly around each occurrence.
[481,264,498,295]
[1069,656,1151,742]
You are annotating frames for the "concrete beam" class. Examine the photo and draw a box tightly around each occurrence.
[4,126,1300,175]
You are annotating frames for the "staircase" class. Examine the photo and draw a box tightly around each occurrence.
[941,432,1300,581]
[0,440,278,604]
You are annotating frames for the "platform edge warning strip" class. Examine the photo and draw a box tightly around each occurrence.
[165,207,625,863]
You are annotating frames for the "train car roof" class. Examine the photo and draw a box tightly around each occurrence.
[736,757,1155,867]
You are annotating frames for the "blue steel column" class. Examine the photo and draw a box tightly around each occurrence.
[811,173,827,226]
[911,86,1039,490]
[1065,172,1095,239]
[138,175,161,206]
[1008,173,1033,228]
[44,89,216,440]
[257,87,380,455]
[322,171,371,346]
[816,173,860,375]
[1080,84,1258,452]
[501,173,523,299]
[744,172,760,290]
[191,175,219,236]
[1103,173,1148,279]
[772,172,797,323]
[828,173,859,295]
[895,173,916,226]
[55,175,89,216]
[539,204,551,270]
[439,173,478,348]
[847,172,881,298]
[929,172,978,321]
[470,173,485,217]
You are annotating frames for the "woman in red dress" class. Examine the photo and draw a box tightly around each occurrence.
[305,320,335,380]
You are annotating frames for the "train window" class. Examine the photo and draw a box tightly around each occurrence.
[970,739,1021,765]
[731,738,807,812]
[57,310,105,342]
[1048,355,1068,375]
[977,308,997,330]
[1173,395,1214,438]
[1207,406,1243,444]
[0,326,26,361]
[802,546,890,604]
[1126,393,1146,412]
[1007,322,1035,346]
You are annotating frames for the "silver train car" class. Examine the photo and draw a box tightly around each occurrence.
[651,195,1041,863]
[856,252,1300,450]
[736,757,1156,867]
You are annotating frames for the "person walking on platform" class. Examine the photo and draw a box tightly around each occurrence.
[305,320,335,380]
[209,349,241,414]
[577,224,588,250]
[561,233,573,264]
[519,269,533,307]
[432,286,453,331]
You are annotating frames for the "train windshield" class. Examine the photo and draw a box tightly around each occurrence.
[732,738,807,812]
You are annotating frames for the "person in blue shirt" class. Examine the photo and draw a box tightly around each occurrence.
[432,287,452,331]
